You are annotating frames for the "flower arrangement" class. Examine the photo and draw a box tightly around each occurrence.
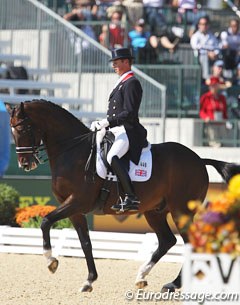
[16,205,56,227]
[15,205,73,229]
[179,175,240,256]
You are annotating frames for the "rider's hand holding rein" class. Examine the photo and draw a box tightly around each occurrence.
[90,119,109,131]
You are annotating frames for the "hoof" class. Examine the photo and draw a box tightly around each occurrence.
[48,258,59,273]
[80,285,93,292]
[161,283,177,293]
[135,280,148,289]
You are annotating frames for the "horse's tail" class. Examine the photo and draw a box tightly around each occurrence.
[202,158,240,183]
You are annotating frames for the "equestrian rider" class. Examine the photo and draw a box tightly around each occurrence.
[90,47,148,212]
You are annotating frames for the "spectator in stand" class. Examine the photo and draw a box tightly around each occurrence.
[64,0,98,21]
[219,18,240,78]
[190,16,220,82]
[63,8,97,43]
[96,0,119,20]
[233,62,240,86]
[63,2,97,61]
[105,0,126,20]
[99,10,125,48]
[227,63,240,120]
[141,0,182,52]
[63,0,97,43]
[171,0,207,40]
[199,76,228,147]
[122,0,144,26]
[128,18,159,63]
[231,94,240,119]
[210,60,232,90]
[143,0,166,36]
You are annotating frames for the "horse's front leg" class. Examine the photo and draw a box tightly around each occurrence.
[41,216,59,273]
[69,213,98,292]
[40,196,82,273]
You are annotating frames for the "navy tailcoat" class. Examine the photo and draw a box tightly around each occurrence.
[107,75,147,165]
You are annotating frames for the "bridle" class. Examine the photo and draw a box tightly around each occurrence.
[11,110,96,166]
[11,115,46,165]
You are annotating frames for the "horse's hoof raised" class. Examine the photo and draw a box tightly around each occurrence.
[48,258,59,273]
[80,285,93,292]
[135,280,148,289]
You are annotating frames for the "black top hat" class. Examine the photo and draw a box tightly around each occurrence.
[109,48,135,61]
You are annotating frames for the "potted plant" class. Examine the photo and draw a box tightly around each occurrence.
[179,175,240,305]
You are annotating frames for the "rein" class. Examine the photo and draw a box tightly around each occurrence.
[54,131,97,182]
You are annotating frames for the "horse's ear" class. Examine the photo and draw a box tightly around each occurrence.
[5,103,13,115]
[20,102,25,114]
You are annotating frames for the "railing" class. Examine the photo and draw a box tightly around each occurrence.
[223,0,240,18]
[0,0,166,141]
[0,227,184,262]
[193,119,240,147]
[136,64,202,117]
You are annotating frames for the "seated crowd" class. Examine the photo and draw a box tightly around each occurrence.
[63,1,240,80]
[62,2,240,150]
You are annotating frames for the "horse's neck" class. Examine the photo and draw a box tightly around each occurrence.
[40,114,90,161]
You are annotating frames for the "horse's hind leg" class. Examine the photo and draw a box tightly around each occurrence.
[161,221,189,292]
[69,213,98,292]
[135,209,177,289]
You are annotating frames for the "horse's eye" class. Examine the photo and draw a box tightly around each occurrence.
[14,126,24,132]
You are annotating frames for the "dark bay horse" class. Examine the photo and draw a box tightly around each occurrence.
[7,100,240,292]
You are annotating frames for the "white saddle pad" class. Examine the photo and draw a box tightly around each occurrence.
[96,143,152,182]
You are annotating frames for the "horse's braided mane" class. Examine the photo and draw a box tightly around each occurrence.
[26,99,85,127]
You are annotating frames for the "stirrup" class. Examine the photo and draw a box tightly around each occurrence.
[111,195,140,213]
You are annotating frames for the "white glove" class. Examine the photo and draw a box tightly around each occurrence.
[90,119,109,131]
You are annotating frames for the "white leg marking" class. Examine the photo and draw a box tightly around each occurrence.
[43,249,55,266]
[135,260,156,283]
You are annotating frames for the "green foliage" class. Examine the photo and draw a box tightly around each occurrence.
[53,218,73,229]
[21,216,73,229]
[0,183,20,225]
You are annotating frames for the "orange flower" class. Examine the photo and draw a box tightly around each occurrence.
[210,193,235,214]
[218,221,235,234]
[202,223,215,234]
[15,205,56,226]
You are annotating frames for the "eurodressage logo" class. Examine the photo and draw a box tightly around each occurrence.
[124,289,240,302]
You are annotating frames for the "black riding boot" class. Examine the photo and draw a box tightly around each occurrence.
[110,156,140,212]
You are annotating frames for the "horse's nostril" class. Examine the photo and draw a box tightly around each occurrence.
[19,157,29,167]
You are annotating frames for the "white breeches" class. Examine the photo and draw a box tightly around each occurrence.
[106,126,129,165]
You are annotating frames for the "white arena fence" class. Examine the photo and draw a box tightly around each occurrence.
[0,226,184,262]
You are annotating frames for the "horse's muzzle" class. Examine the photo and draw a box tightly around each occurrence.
[18,156,38,171]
